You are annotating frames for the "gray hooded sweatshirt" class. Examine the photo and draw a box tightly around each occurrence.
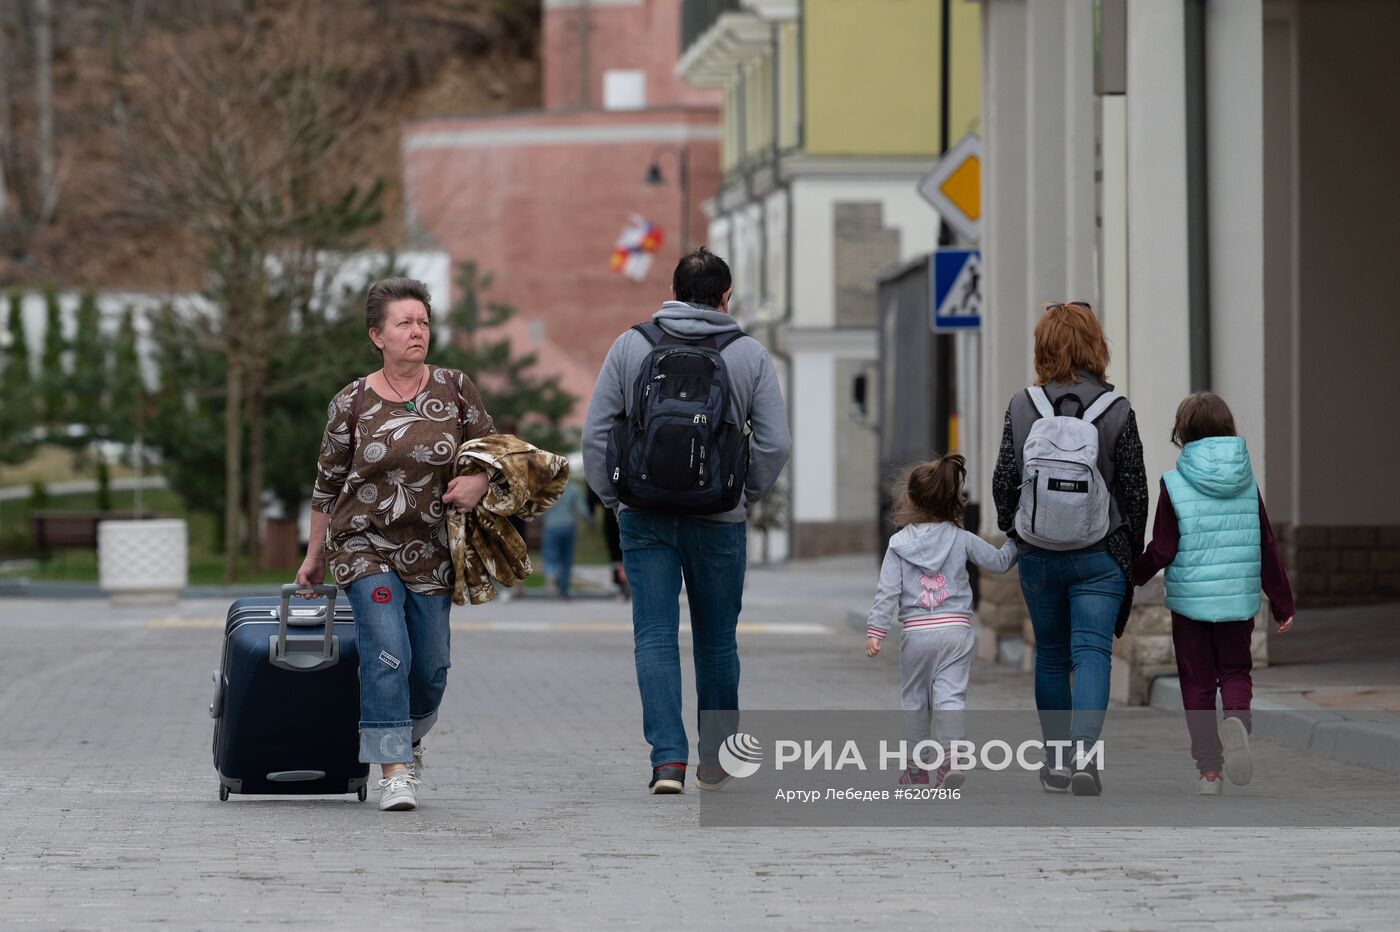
[582,301,792,523]
[866,523,1018,640]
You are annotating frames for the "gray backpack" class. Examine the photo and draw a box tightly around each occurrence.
[1014,386,1122,551]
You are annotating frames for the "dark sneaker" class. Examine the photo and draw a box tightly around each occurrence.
[1219,716,1254,786]
[648,762,686,795]
[898,766,930,786]
[1038,764,1071,793]
[1071,758,1102,797]
[694,764,732,791]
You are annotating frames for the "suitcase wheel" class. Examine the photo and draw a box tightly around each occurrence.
[358,786,368,802]
[219,785,230,802]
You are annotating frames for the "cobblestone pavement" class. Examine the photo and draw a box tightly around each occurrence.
[2,558,1399,929]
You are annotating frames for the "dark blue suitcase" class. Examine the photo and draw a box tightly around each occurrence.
[210,584,369,801]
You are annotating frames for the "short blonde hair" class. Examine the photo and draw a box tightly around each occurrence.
[1033,302,1110,385]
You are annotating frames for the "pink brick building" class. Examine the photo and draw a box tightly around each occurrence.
[402,0,721,426]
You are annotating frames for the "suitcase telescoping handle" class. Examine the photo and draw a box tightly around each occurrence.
[272,584,340,672]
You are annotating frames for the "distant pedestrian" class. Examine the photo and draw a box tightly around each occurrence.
[583,247,791,795]
[991,301,1148,796]
[296,277,495,812]
[866,453,1017,789]
[541,477,588,599]
[588,486,630,600]
[1132,392,1295,796]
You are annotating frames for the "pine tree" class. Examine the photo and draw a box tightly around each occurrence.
[433,261,576,452]
[69,292,109,439]
[107,307,146,447]
[0,293,38,464]
[144,301,228,533]
[38,288,67,426]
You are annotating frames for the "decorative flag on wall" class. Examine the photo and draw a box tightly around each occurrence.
[610,215,664,282]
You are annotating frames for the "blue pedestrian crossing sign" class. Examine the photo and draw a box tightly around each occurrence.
[931,247,982,332]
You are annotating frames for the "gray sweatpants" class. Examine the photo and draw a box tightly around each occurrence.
[899,624,975,758]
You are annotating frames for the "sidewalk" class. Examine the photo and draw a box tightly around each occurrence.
[1151,602,1400,774]
[845,566,1400,776]
[0,563,630,601]
[3,556,1400,928]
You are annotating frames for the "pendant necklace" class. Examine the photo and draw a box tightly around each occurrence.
[384,366,427,413]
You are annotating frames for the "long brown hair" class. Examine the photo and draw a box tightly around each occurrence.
[1033,302,1110,385]
[1171,391,1238,447]
[891,453,967,528]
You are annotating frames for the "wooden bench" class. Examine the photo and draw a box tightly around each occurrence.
[29,511,160,562]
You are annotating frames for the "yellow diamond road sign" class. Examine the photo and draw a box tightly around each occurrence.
[918,132,982,243]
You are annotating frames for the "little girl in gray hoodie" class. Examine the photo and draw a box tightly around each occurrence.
[866,453,1018,788]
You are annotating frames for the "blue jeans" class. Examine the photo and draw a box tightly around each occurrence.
[344,573,452,764]
[1019,546,1126,750]
[619,510,746,768]
[541,524,576,598]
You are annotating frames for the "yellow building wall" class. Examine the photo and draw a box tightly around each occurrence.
[949,0,981,140]
[745,55,773,162]
[723,82,739,172]
[779,21,798,150]
[803,0,980,157]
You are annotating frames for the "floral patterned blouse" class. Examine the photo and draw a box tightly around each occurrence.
[312,366,494,594]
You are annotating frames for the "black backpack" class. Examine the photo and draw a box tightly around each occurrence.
[605,322,751,515]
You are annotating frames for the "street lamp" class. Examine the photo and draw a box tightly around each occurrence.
[644,144,690,255]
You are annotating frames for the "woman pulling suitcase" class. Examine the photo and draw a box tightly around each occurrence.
[296,277,495,811]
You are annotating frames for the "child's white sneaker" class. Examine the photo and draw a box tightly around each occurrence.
[1219,716,1253,786]
[1196,771,1224,796]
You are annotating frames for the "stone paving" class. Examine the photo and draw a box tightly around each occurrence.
[1,557,1399,929]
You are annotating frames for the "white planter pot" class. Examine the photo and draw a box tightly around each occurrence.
[98,519,188,605]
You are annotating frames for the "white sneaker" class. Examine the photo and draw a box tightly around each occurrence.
[411,742,426,782]
[1197,771,1224,796]
[1219,716,1254,786]
[378,771,421,811]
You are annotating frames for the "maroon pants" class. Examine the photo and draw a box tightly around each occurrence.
[1171,615,1254,773]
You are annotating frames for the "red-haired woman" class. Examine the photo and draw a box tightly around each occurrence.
[991,302,1148,796]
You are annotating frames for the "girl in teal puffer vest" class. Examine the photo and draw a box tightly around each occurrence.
[1133,392,1295,798]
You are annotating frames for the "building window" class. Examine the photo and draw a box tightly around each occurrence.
[603,70,647,111]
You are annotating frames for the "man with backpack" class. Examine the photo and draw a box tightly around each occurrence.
[583,247,792,795]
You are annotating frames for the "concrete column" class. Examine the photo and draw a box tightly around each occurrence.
[977,0,1030,528]
[1206,0,1266,493]
[1100,94,1129,387]
[1262,7,1298,523]
[1063,0,1097,301]
[790,349,836,524]
[1126,0,1192,508]
[1025,0,1068,311]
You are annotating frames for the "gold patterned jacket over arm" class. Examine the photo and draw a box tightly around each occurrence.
[447,434,571,606]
